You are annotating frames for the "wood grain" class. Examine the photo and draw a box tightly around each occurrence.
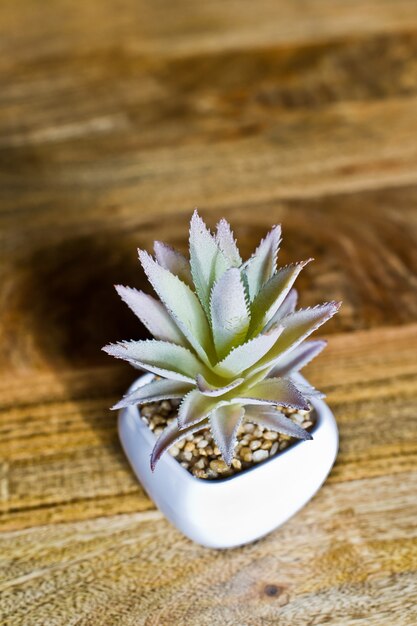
[1,323,416,536]
[1,1,417,624]
[2,185,417,374]
[2,0,417,60]
[1,474,416,626]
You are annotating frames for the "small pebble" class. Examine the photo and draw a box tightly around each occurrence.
[264,431,278,441]
[141,396,314,480]
[240,447,253,463]
[293,413,304,424]
[270,442,279,456]
[253,449,269,463]
[210,459,229,473]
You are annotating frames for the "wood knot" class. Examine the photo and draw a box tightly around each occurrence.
[264,584,281,597]
[263,584,290,606]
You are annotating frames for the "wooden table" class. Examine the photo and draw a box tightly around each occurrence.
[1,2,417,624]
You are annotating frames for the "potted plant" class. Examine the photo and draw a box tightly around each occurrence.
[103,211,340,548]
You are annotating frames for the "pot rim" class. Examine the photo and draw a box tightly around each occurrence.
[123,371,325,486]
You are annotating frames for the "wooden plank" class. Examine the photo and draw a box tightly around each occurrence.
[2,96,417,235]
[2,1,417,61]
[1,183,417,374]
[1,323,416,532]
[3,95,417,219]
[1,472,416,625]
[2,30,417,151]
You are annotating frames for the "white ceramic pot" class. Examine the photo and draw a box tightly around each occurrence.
[118,372,338,549]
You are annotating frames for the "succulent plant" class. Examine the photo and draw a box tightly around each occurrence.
[103,211,340,470]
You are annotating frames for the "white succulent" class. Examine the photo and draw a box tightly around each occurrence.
[104,211,340,470]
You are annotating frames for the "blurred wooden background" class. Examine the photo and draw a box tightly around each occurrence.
[1,1,416,624]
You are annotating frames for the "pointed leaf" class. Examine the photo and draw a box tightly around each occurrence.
[139,249,212,363]
[215,219,242,267]
[251,302,341,375]
[214,325,283,377]
[292,379,325,399]
[235,378,309,410]
[210,268,250,359]
[249,260,311,336]
[112,379,193,409]
[263,287,298,332]
[243,225,281,300]
[150,418,209,471]
[115,285,185,345]
[244,406,312,440]
[210,405,245,465]
[268,340,327,378]
[177,389,226,428]
[196,374,244,397]
[154,241,193,288]
[189,210,229,314]
[103,340,205,383]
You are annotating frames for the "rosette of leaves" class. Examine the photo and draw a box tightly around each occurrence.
[104,211,340,470]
